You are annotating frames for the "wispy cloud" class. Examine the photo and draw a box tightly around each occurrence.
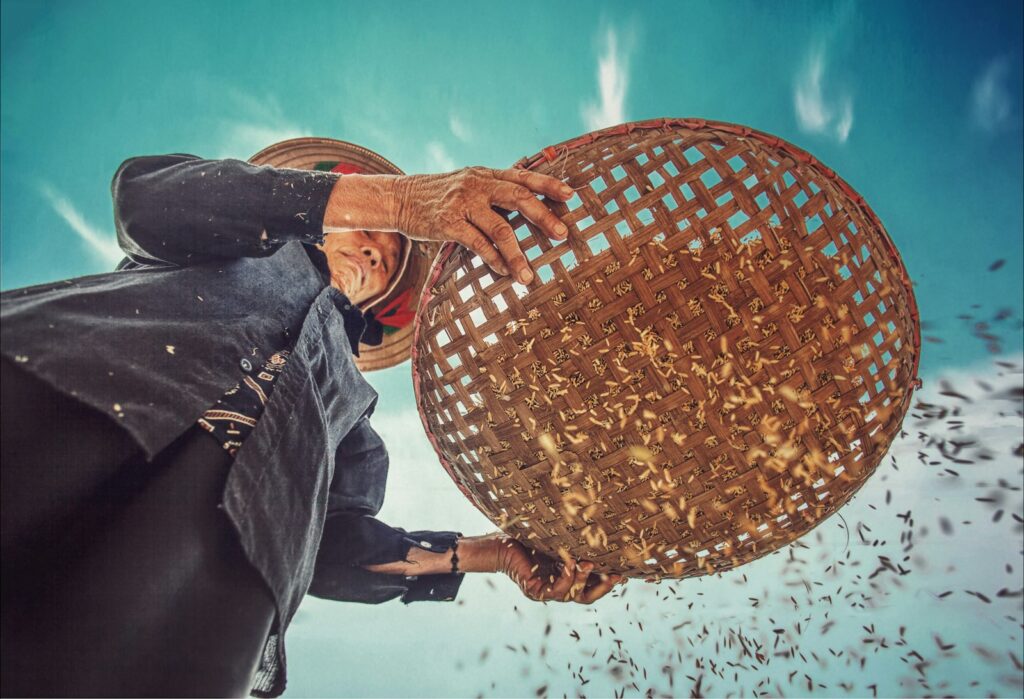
[425,140,456,172]
[344,111,403,164]
[581,26,632,131]
[218,123,308,161]
[448,112,473,144]
[793,47,854,144]
[39,183,123,265]
[215,88,308,160]
[970,56,1016,133]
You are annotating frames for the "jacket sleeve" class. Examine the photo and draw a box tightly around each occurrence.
[307,415,466,605]
[111,154,341,266]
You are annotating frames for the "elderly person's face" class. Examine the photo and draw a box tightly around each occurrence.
[317,230,402,306]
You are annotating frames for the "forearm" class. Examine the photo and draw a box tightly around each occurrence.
[310,513,471,605]
[322,174,402,234]
[362,532,503,576]
[112,154,339,265]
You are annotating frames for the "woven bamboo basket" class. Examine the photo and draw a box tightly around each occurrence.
[410,118,922,580]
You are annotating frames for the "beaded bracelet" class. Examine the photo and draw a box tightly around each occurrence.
[450,539,460,575]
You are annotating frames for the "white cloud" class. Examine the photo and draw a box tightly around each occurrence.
[425,140,456,172]
[581,26,631,131]
[970,56,1016,132]
[217,123,307,161]
[448,112,473,144]
[214,89,308,160]
[834,96,854,142]
[38,183,123,266]
[793,48,855,144]
[343,112,403,165]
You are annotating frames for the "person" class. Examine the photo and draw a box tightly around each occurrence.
[0,137,622,698]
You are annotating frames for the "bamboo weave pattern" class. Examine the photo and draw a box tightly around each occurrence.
[411,118,921,579]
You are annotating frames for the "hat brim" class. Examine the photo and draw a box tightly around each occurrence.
[249,137,439,373]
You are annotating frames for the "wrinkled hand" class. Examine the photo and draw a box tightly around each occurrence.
[392,167,574,284]
[494,536,623,604]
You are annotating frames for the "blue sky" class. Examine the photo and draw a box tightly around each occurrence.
[2,1,1022,697]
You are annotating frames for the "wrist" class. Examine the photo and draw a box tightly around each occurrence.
[323,174,402,233]
[452,533,505,574]
[390,174,414,235]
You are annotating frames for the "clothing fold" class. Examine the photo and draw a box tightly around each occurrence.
[0,153,465,698]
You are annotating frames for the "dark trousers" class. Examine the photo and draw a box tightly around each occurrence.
[1,359,276,697]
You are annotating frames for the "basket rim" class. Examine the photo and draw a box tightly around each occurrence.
[409,247,483,510]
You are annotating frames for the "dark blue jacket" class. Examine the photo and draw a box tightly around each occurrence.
[0,155,463,697]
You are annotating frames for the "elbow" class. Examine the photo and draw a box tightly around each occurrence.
[110,153,199,196]
[110,154,200,261]
[110,156,160,258]
[110,156,160,218]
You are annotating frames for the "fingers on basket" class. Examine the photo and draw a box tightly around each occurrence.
[523,561,623,604]
[466,207,528,281]
[490,182,569,242]
[460,169,572,284]
[451,220,510,277]
[567,561,594,600]
[493,167,574,202]
[578,572,623,604]
[545,558,577,601]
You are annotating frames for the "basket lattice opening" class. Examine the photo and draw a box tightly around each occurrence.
[411,119,920,579]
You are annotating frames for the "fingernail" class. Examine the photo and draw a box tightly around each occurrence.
[518,269,533,284]
[560,185,573,197]
[556,223,569,237]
